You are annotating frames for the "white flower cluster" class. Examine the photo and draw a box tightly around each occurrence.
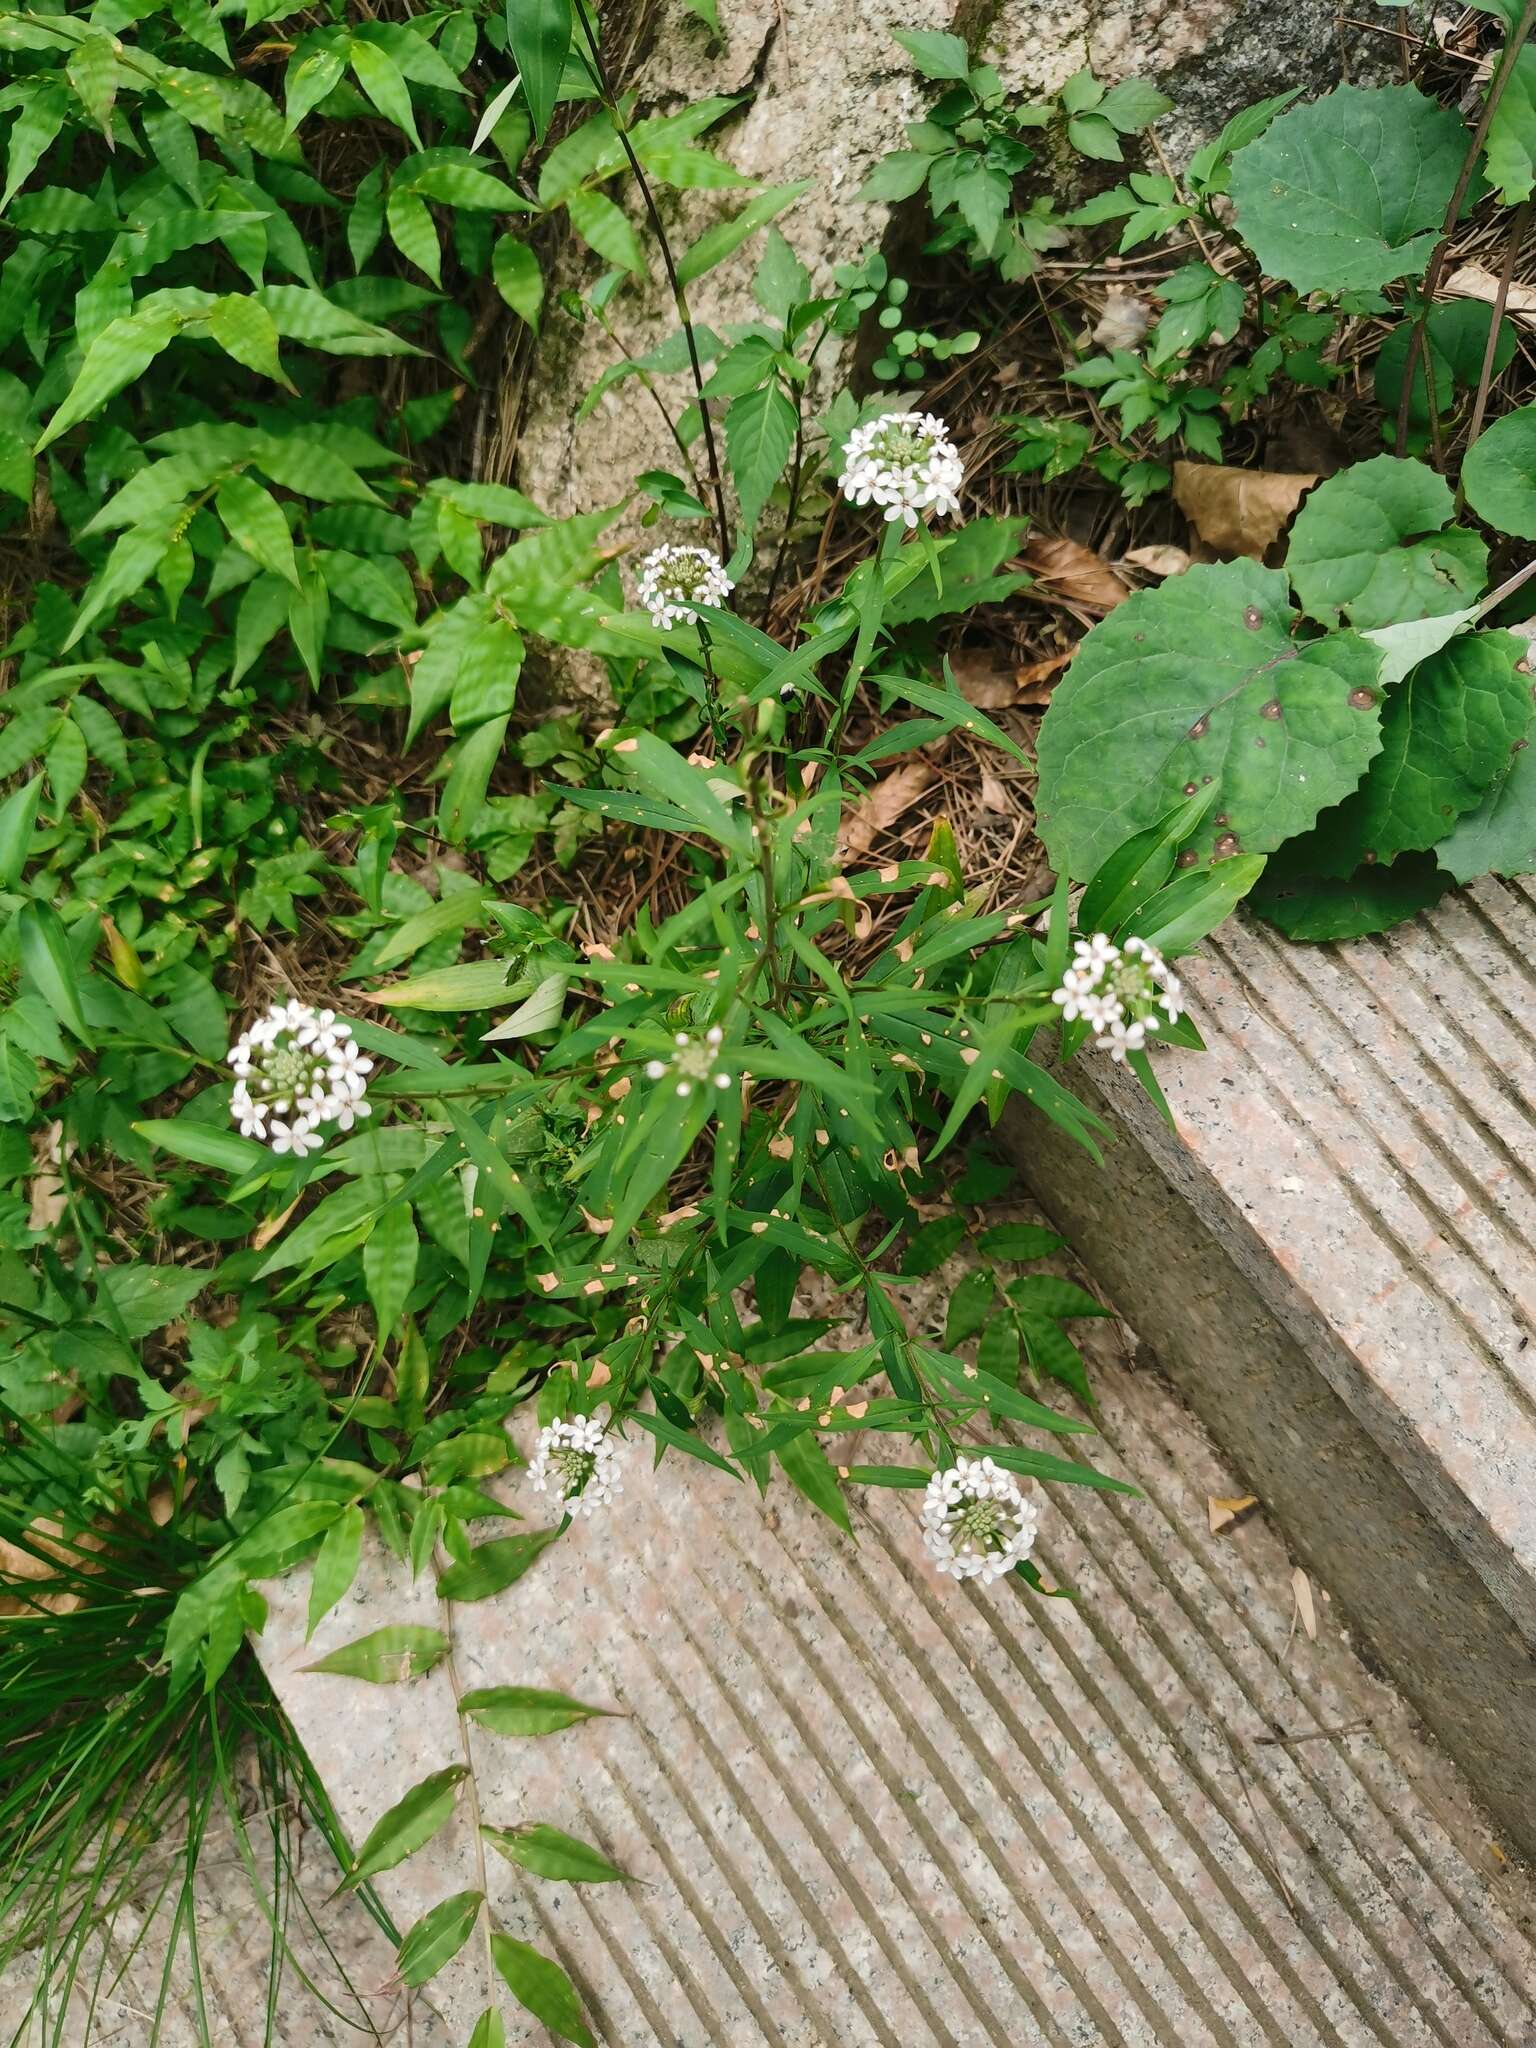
[1052,932,1184,1063]
[645,1026,732,1099]
[529,1415,624,1519]
[637,544,734,630]
[921,1457,1039,1585]
[838,410,964,527]
[228,1000,372,1157]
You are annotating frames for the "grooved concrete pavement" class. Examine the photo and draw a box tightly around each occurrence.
[253,1313,1536,2046]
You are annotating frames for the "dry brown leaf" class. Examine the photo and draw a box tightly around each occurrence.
[1291,1565,1318,1641]
[1023,535,1128,612]
[978,771,1013,814]
[1444,262,1536,327]
[951,651,1019,710]
[251,1195,303,1252]
[839,760,937,859]
[1207,1492,1259,1535]
[1172,461,1318,561]
[1093,290,1152,351]
[1123,544,1191,578]
[1014,649,1073,703]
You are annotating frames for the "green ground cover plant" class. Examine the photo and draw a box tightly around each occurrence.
[4,0,1536,2040]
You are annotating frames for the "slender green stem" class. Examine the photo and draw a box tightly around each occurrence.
[569,0,732,562]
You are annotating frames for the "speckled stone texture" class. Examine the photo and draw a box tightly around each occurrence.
[256,1321,1536,2045]
[1006,881,1536,1864]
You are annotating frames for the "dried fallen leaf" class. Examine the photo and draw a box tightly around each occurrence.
[1444,262,1536,327]
[978,771,1012,814]
[951,651,1019,709]
[839,760,936,859]
[1014,649,1073,703]
[1291,1565,1318,1641]
[1172,461,1318,560]
[1123,543,1191,578]
[251,1195,303,1252]
[1207,1492,1259,1535]
[1022,535,1129,613]
[1093,290,1152,351]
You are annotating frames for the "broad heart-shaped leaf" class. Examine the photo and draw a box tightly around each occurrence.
[1437,723,1536,881]
[396,1889,482,1987]
[459,1684,615,1737]
[1284,456,1486,631]
[489,1930,594,2048]
[340,1765,467,1889]
[1034,560,1385,881]
[1229,83,1467,293]
[303,1622,449,1682]
[1251,850,1451,941]
[1299,633,1532,877]
[1462,404,1536,541]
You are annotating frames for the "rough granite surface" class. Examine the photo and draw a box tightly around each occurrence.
[1006,882,1536,1862]
[256,1286,1536,2045]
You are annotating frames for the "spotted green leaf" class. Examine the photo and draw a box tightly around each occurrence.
[1035,559,1385,880]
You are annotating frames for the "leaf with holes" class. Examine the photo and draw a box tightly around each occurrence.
[1285,457,1485,631]
[1229,84,1467,292]
[1298,633,1532,876]
[1035,559,1384,880]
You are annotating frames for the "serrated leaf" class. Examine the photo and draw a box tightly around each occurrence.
[460,1684,616,1737]
[340,1766,467,1889]
[396,1890,482,1988]
[483,1823,629,1883]
[725,380,796,535]
[489,1931,593,2048]
[1301,633,1532,875]
[305,1623,451,1684]
[306,1504,364,1640]
[1285,456,1485,631]
[1035,559,1385,880]
[1437,721,1536,881]
[1229,84,1467,292]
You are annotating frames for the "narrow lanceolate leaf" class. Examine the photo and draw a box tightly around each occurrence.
[340,1766,467,1889]
[1034,559,1384,881]
[208,294,289,386]
[492,234,544,328]
[305,1505,365,1641]
[216,473,299,585]
[489,1930,595,2048]
[436,1527,561,1603]
[725,381,796,536]
[395,1889,483,1987]
[18,901,91,1046]
[349,38,420,143]
[459,1684,616,1738]
[507,0,572,139]
[467,2011,505,2048]
[0,773,44,888]
[483,1823,630,1884]
[304,1623,449,1682]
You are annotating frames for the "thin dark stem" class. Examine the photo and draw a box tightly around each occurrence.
[1395,0,1536,461]
[1461,196,1533,478]
[695,619,726,755]
[570,0,732,563]
[762,319,835,627]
